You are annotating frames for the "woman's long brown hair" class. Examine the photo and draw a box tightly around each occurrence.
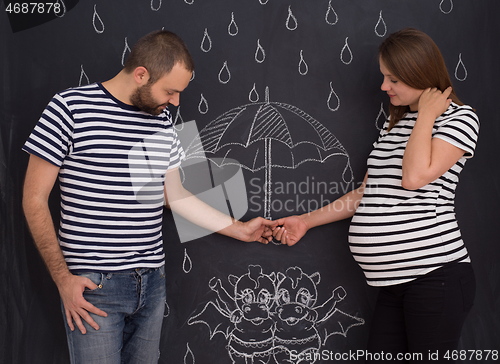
[379,28,463,131]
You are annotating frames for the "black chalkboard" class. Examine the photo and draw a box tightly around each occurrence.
[1,1,499,363]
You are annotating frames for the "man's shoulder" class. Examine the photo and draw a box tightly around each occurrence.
[57,83,102,98]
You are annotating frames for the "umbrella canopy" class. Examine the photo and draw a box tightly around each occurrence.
[185,98,353,219]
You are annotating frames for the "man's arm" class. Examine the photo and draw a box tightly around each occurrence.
[164,167,275,243]
[22,155,107,334]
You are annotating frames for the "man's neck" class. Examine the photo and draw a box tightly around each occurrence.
[101,70,135,105]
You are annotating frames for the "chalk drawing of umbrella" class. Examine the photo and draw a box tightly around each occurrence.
[185,90,353,219]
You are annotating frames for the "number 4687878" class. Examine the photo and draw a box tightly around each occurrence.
[5,3,62,15]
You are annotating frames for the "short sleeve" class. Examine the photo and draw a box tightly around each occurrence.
[433,105,479,159]
[168,131,185,170]
[162,108,185,170]
[22,93,75,166]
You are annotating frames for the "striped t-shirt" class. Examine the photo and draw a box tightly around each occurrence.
[348,103,479,286]
[23,83,184,272]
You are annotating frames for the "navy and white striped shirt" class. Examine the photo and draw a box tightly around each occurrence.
[349,103,479,286]
[23,83,184,272]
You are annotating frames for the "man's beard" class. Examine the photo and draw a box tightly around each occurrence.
[130,83,166,116]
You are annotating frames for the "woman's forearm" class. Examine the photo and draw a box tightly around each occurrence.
[402,110,435,189]
[302,174,366,230]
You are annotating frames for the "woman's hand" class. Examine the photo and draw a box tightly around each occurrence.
[418,86,452,119]
[272,215,310,246]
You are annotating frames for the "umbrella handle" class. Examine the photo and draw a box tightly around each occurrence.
[264,138,272,220]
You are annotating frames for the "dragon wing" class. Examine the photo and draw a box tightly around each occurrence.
[187,300,234,340]
[317,308,365,345]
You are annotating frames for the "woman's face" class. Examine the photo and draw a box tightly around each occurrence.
[379,57,424,111]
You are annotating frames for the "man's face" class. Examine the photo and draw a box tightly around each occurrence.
[131,63,192,116]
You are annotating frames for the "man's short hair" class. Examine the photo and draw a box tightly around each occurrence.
[124,30,194,84]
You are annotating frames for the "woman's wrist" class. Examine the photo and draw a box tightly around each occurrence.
[299,213,313,231]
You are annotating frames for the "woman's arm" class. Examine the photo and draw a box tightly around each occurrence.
[273,172,367,246]
[402,87,466,190]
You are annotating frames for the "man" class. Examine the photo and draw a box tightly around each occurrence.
[22,30,274,363]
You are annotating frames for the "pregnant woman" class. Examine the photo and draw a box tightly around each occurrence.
[273,28,480,363]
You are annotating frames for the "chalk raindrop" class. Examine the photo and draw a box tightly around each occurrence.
[92,4,104,34]
[454,53,467,81]
[374,11,387,37]
[325,0,338,25]
[340,37,353,65]
[201,28,212,52]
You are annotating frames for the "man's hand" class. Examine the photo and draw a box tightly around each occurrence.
[236,217,278,244]
[57,274,108,334]
[272,215,309,246]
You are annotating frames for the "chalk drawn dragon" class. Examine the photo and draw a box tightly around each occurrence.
[188,265,364,363]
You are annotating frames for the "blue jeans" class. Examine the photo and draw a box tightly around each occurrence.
[64,267,166,364]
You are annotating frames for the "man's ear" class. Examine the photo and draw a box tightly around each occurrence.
[133,67,150,86]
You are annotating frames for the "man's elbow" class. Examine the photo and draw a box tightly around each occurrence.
[22,195,40,220]
[22,192,34,216]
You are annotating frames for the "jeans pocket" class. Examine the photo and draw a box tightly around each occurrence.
[76,272,104,292]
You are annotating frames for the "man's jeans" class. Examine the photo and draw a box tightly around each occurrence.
[64,266,166,364]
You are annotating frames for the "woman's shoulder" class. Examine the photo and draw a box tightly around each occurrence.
[438,102,479,127]
[434,102,480,146]
[443,102,478,118]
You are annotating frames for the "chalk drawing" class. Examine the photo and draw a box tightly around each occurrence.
[92,4,104,34]
[340,37,353,65]
[327,82,340,112]
[173,107,185,130]
[439,0,453,14]
[78,65,90,86]
[185,87,353,220]
[55,0,66,17]
[164,300,170,318]
[286,6,298,31]
[255,39,266,63]
[298,50,308,75]
[183,248,193,273]
[219,61,231,84]
[228,12,238,36]
[184,343,195,364]
[201,28,212,53]
[325,0,338,25]
[454,53,467,81]
[375,11,387,37]
[188,265,364,363]
[198,94,209,114]
[249,84,260,103]
[121,37,131,66]
[150,0,161,11]
[375,102,389,130]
